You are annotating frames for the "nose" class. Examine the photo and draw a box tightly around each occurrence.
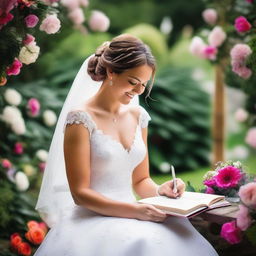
[132,83,145,95]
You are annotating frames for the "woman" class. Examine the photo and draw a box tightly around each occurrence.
[34,34,218,255]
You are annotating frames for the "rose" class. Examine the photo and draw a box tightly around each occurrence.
[6,58,22,76]
[14,142,23,154]
[208,26,226,47]
[220,221,242,244]
[38,162,46,172]
[36,149,48,161]
[19,42,40,65]
[0,12,14,27]
[24,14,39,28]
[17,242,32,256]
[43,110,57,126]
[68,8,85,25]
[27,98,40,117]
[15,171,29,191]
[202,8,218,25]
[40,14,61,34]
[23,34,35,45]
[238,182,256,208]
[88,10,110,32]
[23,164,36,176]
[4,88,22,106]
[25,227,46,245]
[234,16,251,33]
[189,36,206,58]
[10,233,22,250]
[1,159,12,168]
[234,108,248,122]
[236,204,252,231]
[205,186,215,194]
[245,128,256,148]
[203,46,218,60]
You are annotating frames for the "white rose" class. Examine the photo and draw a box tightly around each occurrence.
[11,118,26,135]
[4,89,22,106]
[36,149,48,162]
[19,42,40,65]
[43,110,57,126]
[159,162,171,173]
[189,36,206,58]
[15,171,29,191]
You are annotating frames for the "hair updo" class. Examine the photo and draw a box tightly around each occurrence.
[87,34,156,96]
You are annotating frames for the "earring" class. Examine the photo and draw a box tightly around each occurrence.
[109,78,113,86]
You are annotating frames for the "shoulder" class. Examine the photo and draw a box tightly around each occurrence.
[128,105,151,128]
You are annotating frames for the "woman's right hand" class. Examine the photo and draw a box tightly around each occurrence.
[133,203,167,223]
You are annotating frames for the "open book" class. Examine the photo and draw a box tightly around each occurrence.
[137,191,231,218]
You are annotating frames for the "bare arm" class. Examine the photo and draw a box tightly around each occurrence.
[64,123,166,222]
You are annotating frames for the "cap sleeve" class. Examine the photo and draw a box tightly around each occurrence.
[63,110,95,136]
[138,106,151,128]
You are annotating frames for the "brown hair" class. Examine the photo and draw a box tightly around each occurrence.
[87,34,156,98]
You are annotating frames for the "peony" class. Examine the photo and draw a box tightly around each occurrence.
[27,98,40,117]
[203,45,218,60]
[238,182,256,208]
[230,44,252,62]
[234,16,251,33]
[19,42,40,65]
[23,34,35,45]
[236,204,252,231]
[234,108,248,122]
[25,227,45,245]
[4,88,22,106]
[14,142,23,154]
[68,8,85,25]
[189,36,206,58]
[208,26,226,47]
[215,166,242,188]
[24,14,39,28]
[43,110,57,126]
[220,221,242,244]
[202,8,218,25]
[36,149,48,162]
[15,171,29,191]
[6,58,23,76]
[1,159,12,168]
[88,10,110,32]
[245,127,256,148]
[40,14,61,34]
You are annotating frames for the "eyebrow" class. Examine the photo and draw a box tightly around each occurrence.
[128,75,149,84]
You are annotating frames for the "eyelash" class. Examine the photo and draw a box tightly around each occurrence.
[129,81,146,87]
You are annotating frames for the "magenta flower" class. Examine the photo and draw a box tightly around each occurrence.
[234,16,251,33]
[1,159,12,169]
[236,204,252,231]
[220,221,242,244]
[205,186,215,194]
[22,34,35,45]
[203,178,216,187]
[0,0,17,13]
[38,162,46,172]
[14,142,23,155]
[0,12,14,27]
[24,14,39,28]
[203,46,218,60]
[27,98,40,117]
[6,58,22,76]
[246,0,254,3]
[215,166,242,188]
[238,182,256,208]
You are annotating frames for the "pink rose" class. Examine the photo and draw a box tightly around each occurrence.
[234,16,251,33]
[232,64,252,79]
[238,182,256,208]
[38,162,46,172]
[22,34,35,45]
[202,8,217,25]
[245,128,256,148]
[61,0,80,10]
[203,46,218,60]
[0,12,14,27]
[236,204,252,231]
[68,8,85,25]
[230,44,252,62]
[24,14,39,28]
[14,142,23,154]
[234,108,248,122]
[189,37,206,58]
[40,14,61,34]
[215,166,242,188]
[208,26,226,47]
[1,159,12,168]
[0,0,17,13]
[6,58,22,76]
[88,10,110,32]
[220,221,242,244]
[27,98,40,117]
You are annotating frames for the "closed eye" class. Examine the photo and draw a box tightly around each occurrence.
[129,80,137,86]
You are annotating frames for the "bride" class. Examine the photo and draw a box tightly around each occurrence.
[34,34,218,255]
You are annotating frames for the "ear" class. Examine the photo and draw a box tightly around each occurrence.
[106,67,114,78]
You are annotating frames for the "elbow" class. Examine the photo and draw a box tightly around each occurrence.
[71,188,90,206]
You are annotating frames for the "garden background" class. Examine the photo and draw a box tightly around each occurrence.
[0,0,256,255]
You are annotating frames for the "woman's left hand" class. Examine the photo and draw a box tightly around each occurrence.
[158,178,186,198]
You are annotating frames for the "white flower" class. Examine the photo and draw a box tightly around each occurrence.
[159,162,171,173]
[15,171,29,191]
[234,108,248,122]
[208,26,226,47]
[19,42,40,65]
[36,149,48,162]
[88,10,110,32]
[4,89,22,106]
[189,36,206,58]
[203,171,217,181]
[40,14,61,34]
[43,110,57,126]
[23,164,36,176]
[68,8,85,25]
[233,160,243,169]
[1,106,26,135]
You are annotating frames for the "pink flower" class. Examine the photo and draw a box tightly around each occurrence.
[208,26,226,47]
[189,37,206,58]
[234,108,248,122]
[61,0,80,10]
[245,128,256,148]
[232,63,252,79]
[40,14,61,34]
[0,12,14,27]
[230,44,252,62]
[205,186,215,194]
[14,142,23,155]
[27,98,40,117]
[79,0,89,7]
[202,8,217,25]
[220,221,242,244]
[203,46,218,60]
[22,34,35,45]
[215,166,242,188]
[38,162,46,172]
[24,14,39,28]
[1,159,12,168]
[246,0,253,3]
[68,8,85,25]
[41,0,59,4]
[0,0,17,13]
[88,10,110,32]
[235,16,251,33]
[238,182,256,208]
[203,178,216,187]
[236,204,252,231]
[6,59,22,76]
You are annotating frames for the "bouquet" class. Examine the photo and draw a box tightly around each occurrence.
[203,160,248,198]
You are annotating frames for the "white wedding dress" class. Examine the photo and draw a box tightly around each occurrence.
[34,106,218,256]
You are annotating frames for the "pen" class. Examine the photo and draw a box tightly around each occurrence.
[171,165,177,194]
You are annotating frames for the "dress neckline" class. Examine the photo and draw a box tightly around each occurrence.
[77,108,141,154]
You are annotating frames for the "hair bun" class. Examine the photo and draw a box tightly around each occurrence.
[94,41,110,57]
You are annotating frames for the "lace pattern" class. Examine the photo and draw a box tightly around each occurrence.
[139,106,151,128]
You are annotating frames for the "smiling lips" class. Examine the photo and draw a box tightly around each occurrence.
[125,92,135,99]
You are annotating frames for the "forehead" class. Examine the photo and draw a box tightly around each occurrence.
[122,65,153,81]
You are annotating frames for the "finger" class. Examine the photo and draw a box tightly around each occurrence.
[150,206,167,217]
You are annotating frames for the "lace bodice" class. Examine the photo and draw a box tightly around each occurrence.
[63,105,151,202]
